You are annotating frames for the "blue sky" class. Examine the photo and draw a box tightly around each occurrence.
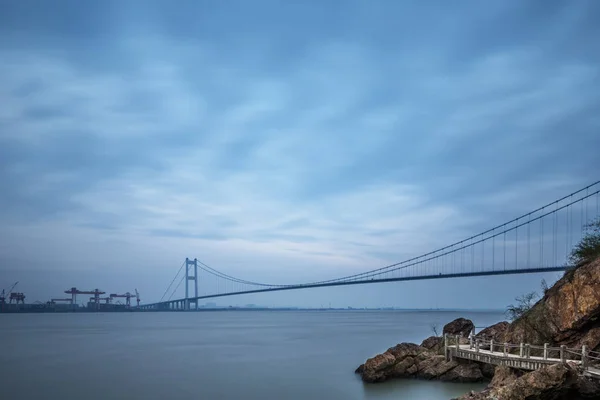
[0,0,599,308]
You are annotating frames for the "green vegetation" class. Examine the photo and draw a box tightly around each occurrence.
[506,291,538,321]
[569,217,600,266]
[506,217,600,328]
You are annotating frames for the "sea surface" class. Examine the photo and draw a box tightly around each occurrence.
[0,310,505,400]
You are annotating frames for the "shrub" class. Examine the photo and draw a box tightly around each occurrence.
[506,291,538,321]
[569,218,600,266]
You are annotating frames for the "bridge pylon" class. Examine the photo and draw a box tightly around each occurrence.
[185,258,198,310]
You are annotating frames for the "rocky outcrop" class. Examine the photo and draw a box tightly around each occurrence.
[455,363,578,400]
[504,258,600,350]
[356,340,486,384]
[356,258,600,399]
[444,318,475,337]
[421,336,444,354]
[488,365,520,387]
[476,321,510,342]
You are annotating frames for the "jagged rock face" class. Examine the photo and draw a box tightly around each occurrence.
[574,375,600,398]
[504,258,600,350]
[455,363,578,400]
[444,318,475,337]
[476,321,510,342]
[489,365,520,388]
[355,342,486,384]
[420,336,444,354]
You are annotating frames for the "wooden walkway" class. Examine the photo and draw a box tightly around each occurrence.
[444,334,600,378]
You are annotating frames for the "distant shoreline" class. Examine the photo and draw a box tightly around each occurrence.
[1,307,506,314]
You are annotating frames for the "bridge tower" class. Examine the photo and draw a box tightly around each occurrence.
[185,258,198,310]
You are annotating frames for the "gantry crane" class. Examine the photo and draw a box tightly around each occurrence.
[109,290,140,307]
[89,296,112,305]
[1,282,19,310]
[64,288,105,310]
[9,292,25,304]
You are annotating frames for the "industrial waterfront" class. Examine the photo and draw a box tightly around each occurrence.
[0,282,140,313]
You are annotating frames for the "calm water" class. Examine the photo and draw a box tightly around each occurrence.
[0,310,504,400]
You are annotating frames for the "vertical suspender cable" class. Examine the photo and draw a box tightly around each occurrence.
[515,217,519,269]
[527,214,531,269]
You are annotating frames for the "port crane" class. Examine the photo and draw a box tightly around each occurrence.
[64,288,106,310]
[1,282,20,309]
[89,296,112,305]
[109,289,140,307]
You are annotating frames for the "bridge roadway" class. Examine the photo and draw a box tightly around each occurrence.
[140,266,568,310]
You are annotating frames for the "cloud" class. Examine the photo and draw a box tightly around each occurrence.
[0,0,599,305]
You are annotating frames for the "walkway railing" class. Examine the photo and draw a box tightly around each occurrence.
[444,333,600,373]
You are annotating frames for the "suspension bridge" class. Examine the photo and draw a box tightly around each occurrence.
[139,181,600,311]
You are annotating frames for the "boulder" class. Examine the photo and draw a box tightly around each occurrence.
[479,363,496,379]
[356,342,486,384]
[420,336,444,354]
[489,365,520,388]
[490,363,577,400]
[476,321,510,342]
[439,363,484,383]
[444,318,475,338]
[454,363,578,400]
[575,375,600,398]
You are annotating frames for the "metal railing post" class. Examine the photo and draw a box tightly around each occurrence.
[560,345,566,363]
[503,343,508,357]
[490,339,494,353]
[525,344,530,359]
[582,345,588,369]
[544,343,548,360]
[470,334,474,349]
[455,335,460,351]
[476,339,480,353]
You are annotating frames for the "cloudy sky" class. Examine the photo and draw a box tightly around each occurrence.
[1,0,599,308]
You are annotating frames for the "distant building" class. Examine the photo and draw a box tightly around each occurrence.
[205,302,217,308]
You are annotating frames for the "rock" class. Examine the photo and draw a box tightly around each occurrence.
[455,363,578,400]
[416,356,457,380]
[356,342,486,384]
[491,363,577,400]
[479,363,496,379]
[360,351,400,382]
[439,363,484,382]
[444,318,475,338]
[575,374,600,397]
[420,336,444,354]
[489,365,520,388]
[504,258,600,350]
[476,321,510,342]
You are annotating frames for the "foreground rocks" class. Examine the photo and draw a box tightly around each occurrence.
[444,318,475,337]
[476,321,510,342]
[356,257,600,399]
[454,363,578,400]
[504,257,600,351]
[355,342,485,383]
[356,317,489,384]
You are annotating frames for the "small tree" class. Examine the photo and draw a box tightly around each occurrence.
[540,279,549,296]
[569,218,600,266]
[506,291,538,321]
[430,323,439,337]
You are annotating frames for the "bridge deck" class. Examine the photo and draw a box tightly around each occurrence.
[450,345,581,371]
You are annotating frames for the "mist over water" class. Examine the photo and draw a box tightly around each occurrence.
[0,310,504,400]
